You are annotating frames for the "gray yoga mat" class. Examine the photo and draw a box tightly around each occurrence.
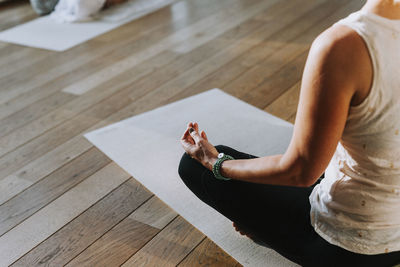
[85,89,298,266]
[0,0,177,51]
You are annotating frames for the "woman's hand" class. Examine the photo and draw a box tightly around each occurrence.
[180,122,219,170]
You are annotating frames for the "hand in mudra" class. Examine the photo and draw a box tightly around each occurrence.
[180,122,219,170]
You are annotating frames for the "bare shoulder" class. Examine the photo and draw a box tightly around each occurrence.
[312,24,367,59]
[308,24,372,105]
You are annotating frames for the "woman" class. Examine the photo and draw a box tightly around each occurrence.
[179,0,400,266]
[30,0,126,17]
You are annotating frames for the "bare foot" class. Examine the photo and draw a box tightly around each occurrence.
[104,0,126,8]
[232,222,271,248]
[233,222,255,239]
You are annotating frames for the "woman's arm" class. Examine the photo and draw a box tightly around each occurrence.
[181,25,372,187]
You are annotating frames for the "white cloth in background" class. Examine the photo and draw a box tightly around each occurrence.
[50,0,106,22]
[310,10,400,255]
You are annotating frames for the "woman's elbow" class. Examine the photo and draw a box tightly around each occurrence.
[283,156,320,187]
[295,174,317,187]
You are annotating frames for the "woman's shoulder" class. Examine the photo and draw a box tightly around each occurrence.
[309,24,373,105]
[312,24,366,60]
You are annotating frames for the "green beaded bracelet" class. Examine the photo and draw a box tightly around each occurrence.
[212,153,234,181]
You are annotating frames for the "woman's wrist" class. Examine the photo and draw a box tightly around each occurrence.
[204,156,218,171]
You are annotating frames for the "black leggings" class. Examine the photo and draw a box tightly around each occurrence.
[178,145,400,267]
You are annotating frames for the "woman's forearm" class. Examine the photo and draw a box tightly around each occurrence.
[181,122,315,187]
[218,154,308,187]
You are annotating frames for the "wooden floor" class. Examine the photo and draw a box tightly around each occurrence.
[0,0,364,266]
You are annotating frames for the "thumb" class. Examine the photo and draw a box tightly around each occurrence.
[189,128,202,143]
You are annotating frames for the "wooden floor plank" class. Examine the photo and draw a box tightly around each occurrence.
[65,218,159,267]
[0,1,36,31]
[121,216,205,267]
[0,92,76,138]
[0,135,92,205]
[0,147,110,236]
[264,81,301,121]
[10,178,152,267]
[178,238,242,267]
[0,44,25,61]
[0,48,50,80]
[170,0,281,54]
[65,196,177,267]
[0,46,47,72]
[241,51,308,109]
[287,113,297,124]
[128,196,178,230]
[0,163,130,266]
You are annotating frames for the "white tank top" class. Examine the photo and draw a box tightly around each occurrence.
[309,10,400,255]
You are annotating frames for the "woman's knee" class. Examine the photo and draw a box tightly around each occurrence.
[178,145,247,179]
[215,145,257,159]
[178,152,205,182]
[178,152,213,201]
[214,144,230,153]
[178,145,227,180]
[178,152,192,180]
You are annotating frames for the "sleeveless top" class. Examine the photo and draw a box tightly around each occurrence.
[309,10,400,255]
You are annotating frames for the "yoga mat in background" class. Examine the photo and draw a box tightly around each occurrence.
[85,89,298,267]
[0,0,177,51]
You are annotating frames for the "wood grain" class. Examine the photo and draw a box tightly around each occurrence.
[128,195,177,230]
[65,218,159,267]
[0,0,36,31]
[0,91,76,138]
[0,0,237,108]
[240,51,308,109]
[178,238,242,267]
[222,0,350,99]
[61,0,266,95]
[166,0,336,104]
[0,163,130,266]
[227,0,363,107]
[0,50,177,158]
[264,81,301,121]
[0,147,110,236]
[121,216,205,267]
[11,178,153,267]
[124,0,321,112]
[0,135,93,205]
[65,196,177,267]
